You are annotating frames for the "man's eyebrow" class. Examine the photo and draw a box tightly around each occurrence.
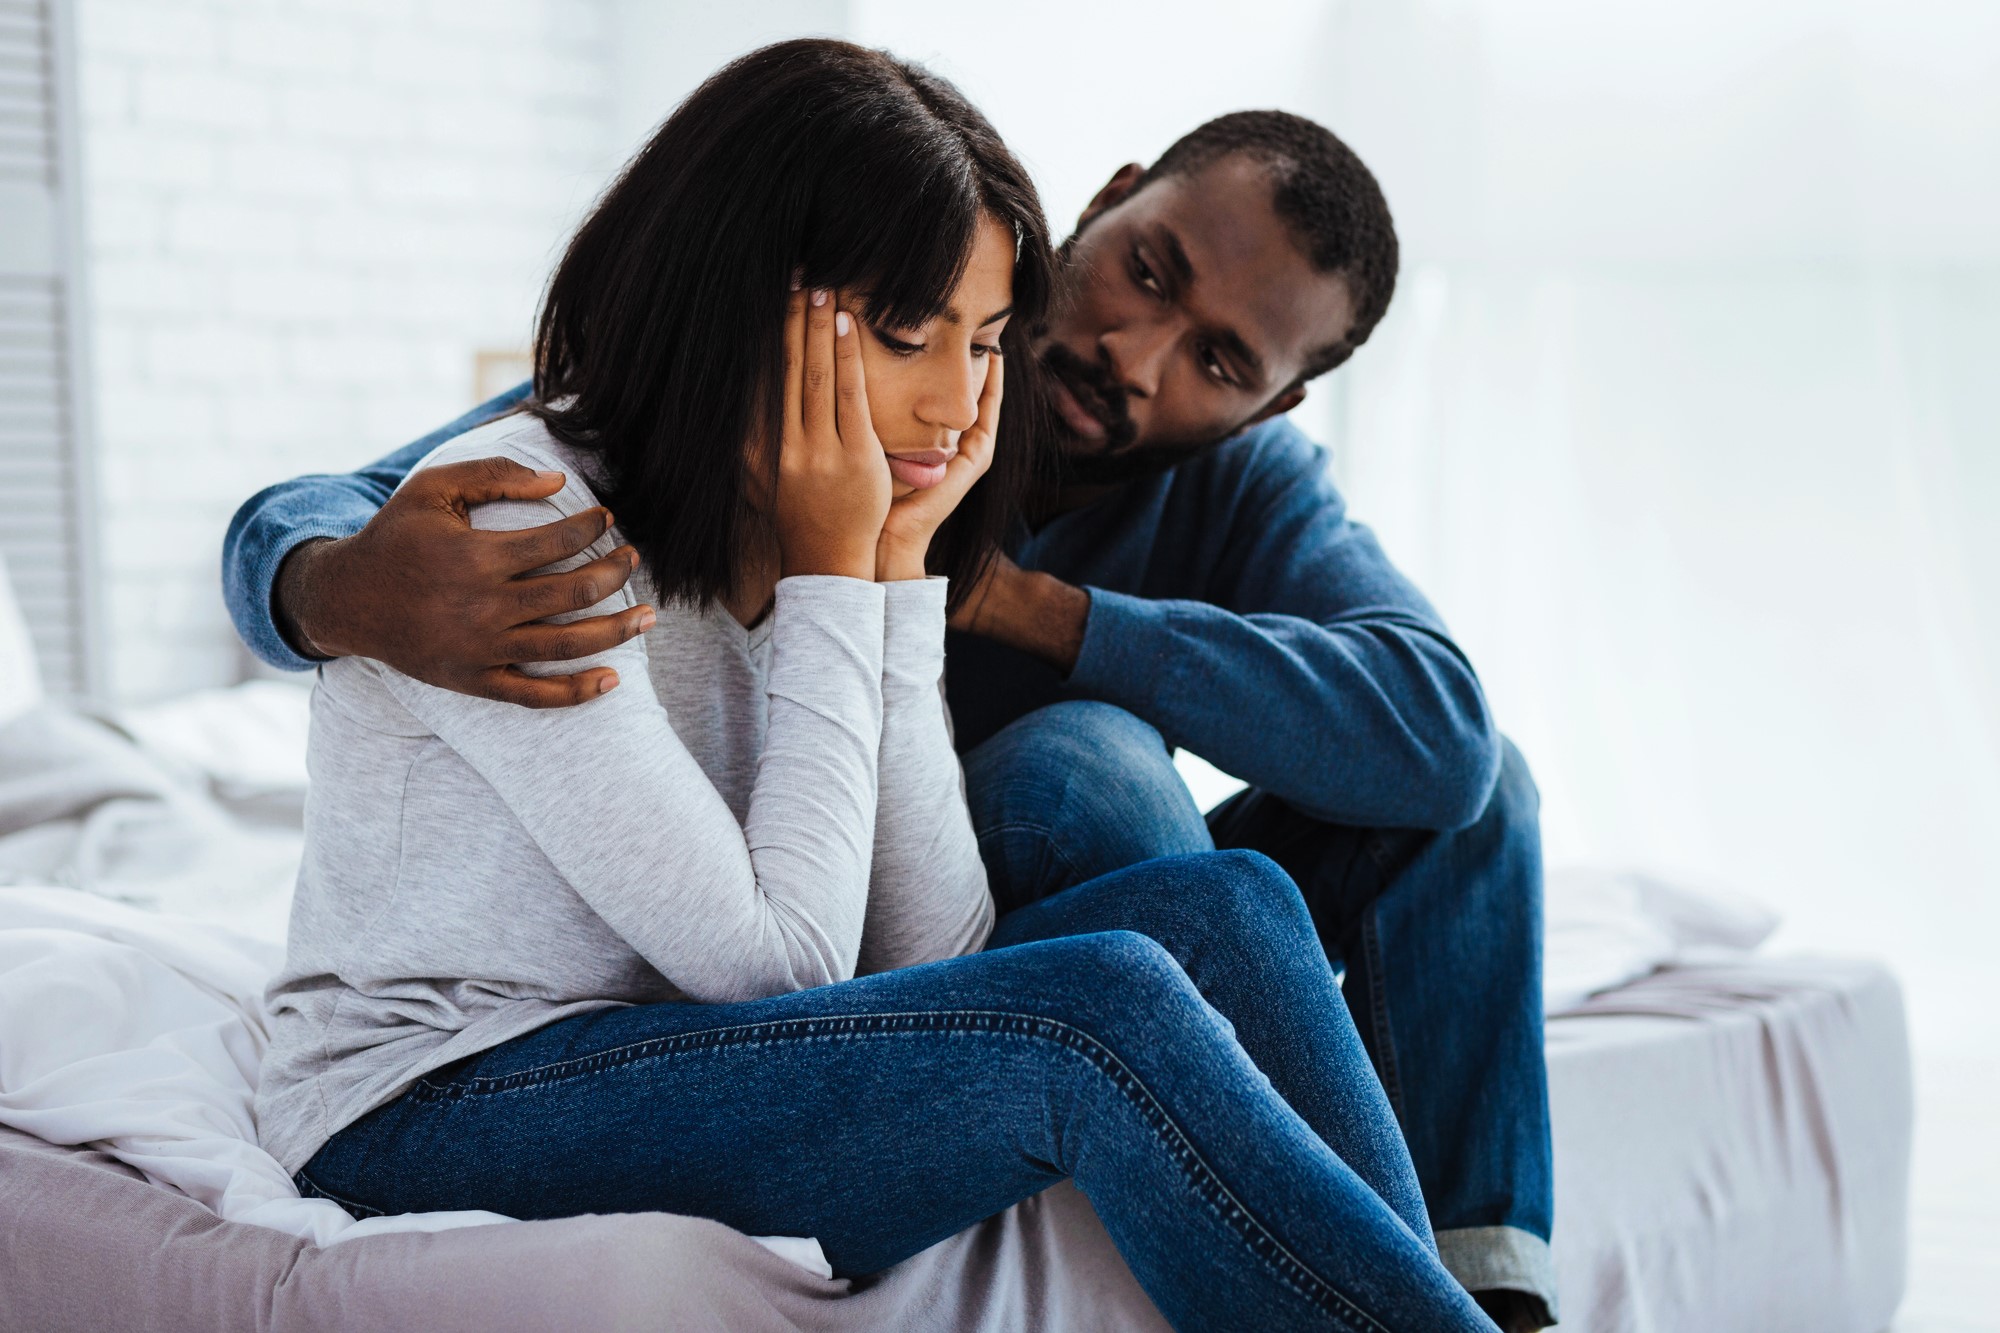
[1158,226,1195,284]
[1215,328,1267,383]
[1154,225,1265,382]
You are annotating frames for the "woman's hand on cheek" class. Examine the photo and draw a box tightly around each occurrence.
[772,286,893,581]
[876,353,1002,583]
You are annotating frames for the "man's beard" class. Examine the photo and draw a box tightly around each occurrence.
[1038,340,1212,487]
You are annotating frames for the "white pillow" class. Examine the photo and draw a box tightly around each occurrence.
[0,552,44,727]
[1543,865,1780,1014]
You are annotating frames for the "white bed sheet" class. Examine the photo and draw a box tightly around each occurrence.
[1547,957,1913,1333]
[1,687,1918,1330]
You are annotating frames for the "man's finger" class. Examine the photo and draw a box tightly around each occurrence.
[471,665,621,709]
[509,546,640,621]
[411,457,568,511]
[486,507,613,575]
[495,605,655,666]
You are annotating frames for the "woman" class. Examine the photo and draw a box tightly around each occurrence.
[257,39,1493,1332]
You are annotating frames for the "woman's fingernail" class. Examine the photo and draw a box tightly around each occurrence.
[789,268,803,292]
[835,311,851,336]
[812,289,829,307]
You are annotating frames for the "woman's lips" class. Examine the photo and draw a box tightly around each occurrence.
[886,450,953,489]
[1049,374,1108,441]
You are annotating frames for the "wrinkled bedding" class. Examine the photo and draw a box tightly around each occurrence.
[0,690,1913,1330]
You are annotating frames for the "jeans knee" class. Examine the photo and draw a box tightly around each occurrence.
[1003,701,1174,782]
[1055,929,1201,1016]
[1169,848,1310,935]
[968,702,1209,857]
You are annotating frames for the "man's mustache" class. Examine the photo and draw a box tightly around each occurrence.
[1039,342,1138,452]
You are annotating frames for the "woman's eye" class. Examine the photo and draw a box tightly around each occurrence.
[872,327,924,356]
[971,342,1002,358]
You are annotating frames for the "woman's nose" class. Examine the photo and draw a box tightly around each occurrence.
[918,362,983,434]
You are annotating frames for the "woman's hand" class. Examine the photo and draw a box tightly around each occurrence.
[772,286,893,580]
[876,351,1003,583]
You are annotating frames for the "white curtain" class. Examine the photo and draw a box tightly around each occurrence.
[852,0,2000,1050]
[1338,265,2000,1050]
[1311,1,2000,1052]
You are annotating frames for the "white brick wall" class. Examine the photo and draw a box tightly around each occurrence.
[76,0,619,701]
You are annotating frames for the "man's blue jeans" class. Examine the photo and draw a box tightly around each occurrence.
[964,702,1556,1321]
[299,853,1494,1332]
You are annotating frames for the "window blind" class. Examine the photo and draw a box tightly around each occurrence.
[0,0,96,701]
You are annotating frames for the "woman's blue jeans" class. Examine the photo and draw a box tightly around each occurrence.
[298,851,1492,1332]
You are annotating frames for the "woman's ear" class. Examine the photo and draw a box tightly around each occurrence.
[1075,163,1147,232]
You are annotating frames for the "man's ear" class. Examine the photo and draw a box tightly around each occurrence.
[1076,163,1147,231]
[1244,385,1307,429]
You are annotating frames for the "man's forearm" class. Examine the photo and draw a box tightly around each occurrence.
[222,476,386,673]
[960,560,1091,674]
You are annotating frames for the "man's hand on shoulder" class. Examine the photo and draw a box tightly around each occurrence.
[276,457,655,709]
[948,553,1090,675]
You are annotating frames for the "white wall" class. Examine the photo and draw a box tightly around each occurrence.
[604,0,846,164]
[76,0,618,701]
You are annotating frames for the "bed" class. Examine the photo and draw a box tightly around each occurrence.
[1545,957,1912,1332]
[0,687,1914,1331]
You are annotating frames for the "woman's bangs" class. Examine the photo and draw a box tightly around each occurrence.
[843,176,981,332]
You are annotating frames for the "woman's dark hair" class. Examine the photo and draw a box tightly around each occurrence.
[530,39,1055,611]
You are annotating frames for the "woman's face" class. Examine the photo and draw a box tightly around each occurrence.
[856,214,1016,497]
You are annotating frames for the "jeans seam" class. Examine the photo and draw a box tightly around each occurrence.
[1357,910,1404,1118]
[413,1008,1389,1332]
[975,820,1089,895]
[294,1167,389,1219]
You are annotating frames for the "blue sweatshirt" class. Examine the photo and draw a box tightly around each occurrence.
[223,383,1500,832]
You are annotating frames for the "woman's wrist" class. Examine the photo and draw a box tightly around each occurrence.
[780,539,877,582]
[874,537,930,583]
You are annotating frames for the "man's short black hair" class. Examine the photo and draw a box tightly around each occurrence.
[1141,110,1397,383]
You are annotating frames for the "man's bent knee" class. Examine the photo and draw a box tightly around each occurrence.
[965,703,1213,893]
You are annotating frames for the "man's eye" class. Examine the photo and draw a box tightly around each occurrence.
[1133,251,1163,297]
[1199,345,1229,383]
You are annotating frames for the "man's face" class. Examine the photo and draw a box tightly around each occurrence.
[1034,154,1358,485]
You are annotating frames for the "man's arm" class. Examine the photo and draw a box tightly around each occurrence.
[221,383,653,708]
[958,425,1501,831]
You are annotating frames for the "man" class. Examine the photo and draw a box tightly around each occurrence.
[224,110,1555,1330]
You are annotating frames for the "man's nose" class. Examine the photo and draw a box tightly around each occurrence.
[1100,315,1176,400]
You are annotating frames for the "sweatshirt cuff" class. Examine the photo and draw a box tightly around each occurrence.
[770,576,888,727]
[881,577,947,689]
[1066,586,1175,710]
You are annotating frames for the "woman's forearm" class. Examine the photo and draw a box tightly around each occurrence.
[858,579,994,973]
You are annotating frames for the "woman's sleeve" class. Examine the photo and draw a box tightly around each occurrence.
[856,577,995,974]
[379,451,885,1003]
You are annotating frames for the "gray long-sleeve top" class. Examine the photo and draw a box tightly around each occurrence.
[256,417,994,1175]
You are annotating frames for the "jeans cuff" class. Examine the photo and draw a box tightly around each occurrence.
[1435,1225,1559,1326]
